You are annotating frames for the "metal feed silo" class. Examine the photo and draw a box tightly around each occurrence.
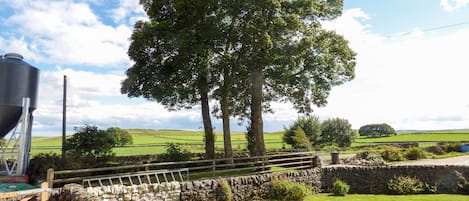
[0,53,39,176]
[0,53,39,138]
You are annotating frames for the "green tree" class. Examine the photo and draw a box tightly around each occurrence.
[64,125,116,162]
[320,118,354,147]
[121,1,221,159]
[283,116,321,148]
[292,127,312,150]
[359,123,396,137]
[221,0,355,156]
[106,127,133,147]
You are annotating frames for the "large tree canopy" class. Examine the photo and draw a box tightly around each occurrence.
[121,0,222,159]
[122,0,356,157]
[222,0,356,155]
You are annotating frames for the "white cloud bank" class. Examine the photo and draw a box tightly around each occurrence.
[308,8,469,130]
[441,0,469,11]
[2,0,135,67]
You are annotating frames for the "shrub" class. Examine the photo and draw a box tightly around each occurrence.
[421,182,438,194]
[217,178,232,201]
[64,125,117,167]
[292,127,312,150]
[286,182,311,201]
[161,143,191,162]
[387,176,423,195]
[270,178,311,201]
[283,115,321,147]
[442,143,463,153]
[331,180,350,196]
[106,127,133,146]
[405,147,427,160]
[320,118,354,147]
[425,145,446,155]
[381,146,404,161]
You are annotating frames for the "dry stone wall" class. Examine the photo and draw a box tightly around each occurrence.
[321,165,469,194]
[50,165,469,200]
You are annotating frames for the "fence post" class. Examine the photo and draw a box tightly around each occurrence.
[262,156,266,172]
[40,182,49,201]
[312,155,321,168]
[211,160,216,177]
[47,168,54,188]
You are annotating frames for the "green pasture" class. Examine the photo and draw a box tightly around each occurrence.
[355,132,469,144]
[305,194,469,201]
[30,129,469,156]
[30,129,286,156]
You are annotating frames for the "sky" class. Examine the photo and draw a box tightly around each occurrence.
[1,0,469,136]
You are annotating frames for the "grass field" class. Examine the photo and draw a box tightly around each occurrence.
[355,132,469,144]
[305,194,469,201]
[30,129,469,156]
[30,129,285,156]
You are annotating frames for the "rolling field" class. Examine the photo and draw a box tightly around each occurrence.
[30,129,285,156]
[354,131,469,144]
[30,129,469,156]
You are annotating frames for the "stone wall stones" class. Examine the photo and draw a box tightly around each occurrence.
[321,165,469,194]
[50,165,469,200]
[180,168,322,201]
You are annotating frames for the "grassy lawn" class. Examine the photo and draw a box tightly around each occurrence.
[306,194,469,201]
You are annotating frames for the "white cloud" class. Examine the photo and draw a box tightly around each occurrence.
[268,8,469,130]
[33,68,208,135]
[2,0,132,67]
[111,0,147,24]
[440,0,469,11]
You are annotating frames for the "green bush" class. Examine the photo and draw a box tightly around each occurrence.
[320,118,354,147]
[161,143,191,162]
[442,143,463,153]
[331,180,350,196]
[270,178,311,201]
[292,127,312,150]
[421,182,438,194]
[381,146,404,161]
[283,115,321,148]
[217,178,233,201]
[405,147,427,160]
[387,176,423,195]
[425,145,446,155]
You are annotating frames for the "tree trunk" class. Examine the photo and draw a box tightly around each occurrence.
[200,77,215,159]
[250,69,266,156]
[221,84,233,162]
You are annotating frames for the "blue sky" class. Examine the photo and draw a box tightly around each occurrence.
[1,0,469,136]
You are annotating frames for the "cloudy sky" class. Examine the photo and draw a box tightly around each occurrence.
[1,0,469,136]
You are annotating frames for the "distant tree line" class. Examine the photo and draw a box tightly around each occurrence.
[359,123,396,137]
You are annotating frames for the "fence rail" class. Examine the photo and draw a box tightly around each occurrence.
[47,151,319,187]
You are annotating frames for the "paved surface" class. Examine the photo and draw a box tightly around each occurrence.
[319,153,469,166]
[395,155,469,166]
[318,154,355,164]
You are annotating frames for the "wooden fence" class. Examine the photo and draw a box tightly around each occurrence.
[47,151,319,187]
